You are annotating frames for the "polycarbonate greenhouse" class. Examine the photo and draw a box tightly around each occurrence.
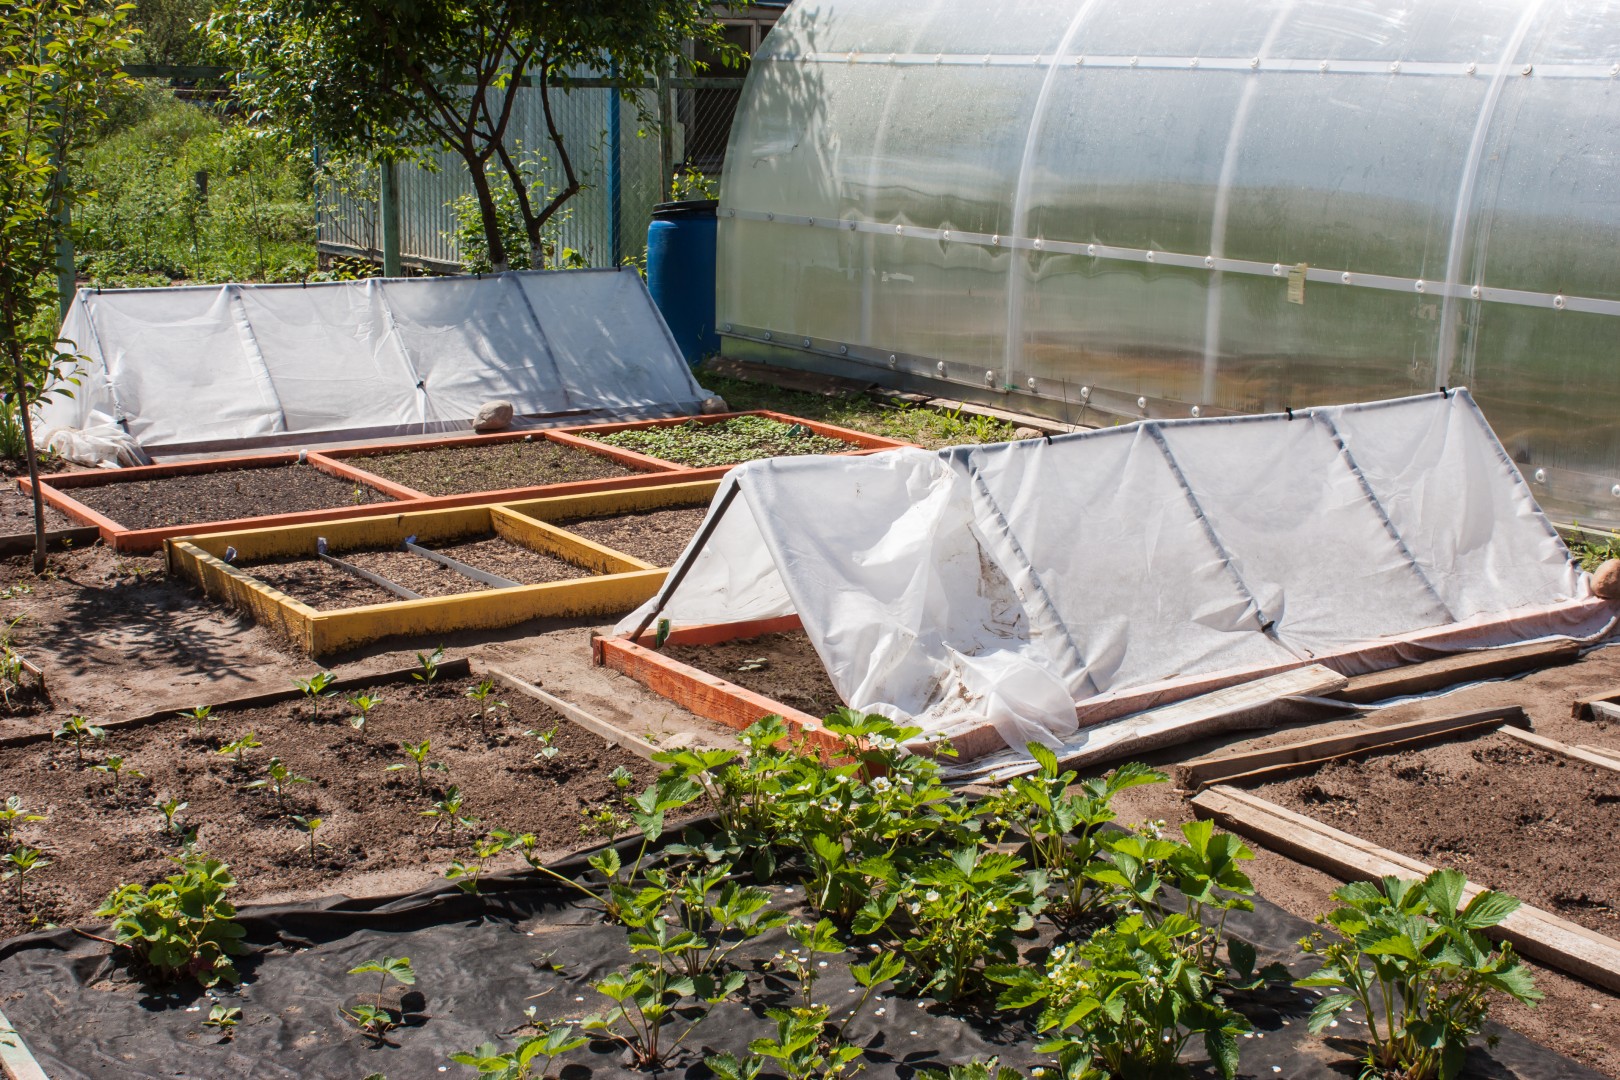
[716,0,1620,526]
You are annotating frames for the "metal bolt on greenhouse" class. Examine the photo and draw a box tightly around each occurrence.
[716,0,1620,527]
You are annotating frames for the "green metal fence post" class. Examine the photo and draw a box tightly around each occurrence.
[379,159,402,277]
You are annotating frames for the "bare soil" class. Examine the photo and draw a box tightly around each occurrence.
[1246,731,1620,937]
[246,534,592,610]
[354,438,639,496]
[0,675,665,939]
[664,631,844,719]
[0,460,72,533]
[64,463,393,530]
[554,506,708,565]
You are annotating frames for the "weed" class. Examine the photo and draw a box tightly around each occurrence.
[451,1022,587,1079]
[248,757,311,808]
[583,415,850,469]
[294,670,337,722]
[423,785,475,836]
[97,854,248,987]
[53,715,106,767]
[219,730,262,768]
[291,814,325,860]
[413,646,445,683]
[0,795,45,846]
[347,693,382,734]
[2,845,49,906]
[345,956,415,1042]
[389,739,447,792]
[609,764,635,789]
[1298,870,1540,1080]
[203,1003,242,1040]
[466,677,507,737]
[91,753,144,791]
[181,705,214,738]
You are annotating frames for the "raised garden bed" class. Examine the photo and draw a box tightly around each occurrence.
[330,435,644,497]
[550,409,912,471]
[0,462,101,556]
[551,506,708,566]
[1244,729,1620,938]
[663,629,844,719]
[168,497,680,656]
[28,451,421,554]
[0,665,666,941]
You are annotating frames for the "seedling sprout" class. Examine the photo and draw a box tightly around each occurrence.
[294,671,337,723]
[347,693,382,734]
[53,715,105,767]
[91,754,144,791]
[388,739,445,792]
[0,795,45,846]
[345,955,415,1042]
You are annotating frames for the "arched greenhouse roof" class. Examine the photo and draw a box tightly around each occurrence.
[717,0,1620,525]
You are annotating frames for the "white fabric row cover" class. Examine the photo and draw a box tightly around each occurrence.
[43,268,709,453]
[620,390,1612,752]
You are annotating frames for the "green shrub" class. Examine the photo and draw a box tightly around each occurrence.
[96,854,249,987]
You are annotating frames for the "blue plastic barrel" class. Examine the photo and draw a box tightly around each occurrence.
[646,199,719,366]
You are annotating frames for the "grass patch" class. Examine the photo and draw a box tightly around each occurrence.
[583,415,851,468]
[696,369,1023,450]
[1568,532,1620,572]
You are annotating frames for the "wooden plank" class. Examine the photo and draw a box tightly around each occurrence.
[490,667,662,761]
[1193,785,1620,994]
[1175,706,1530,789]
[1332,638,1581,704]
[1585,700,1620,724]
[1577,743,1620,765]
[943,665,1351,784]
[0,525,101,558]
[0,1002,50,1080]
[1499,725,1620,774]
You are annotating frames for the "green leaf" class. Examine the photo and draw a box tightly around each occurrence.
[1306,993,1356,1034]
[1457,888,1521,930]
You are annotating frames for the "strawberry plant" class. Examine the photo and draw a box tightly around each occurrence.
[0,795,44,845]
[96,855,248,987]
[347,693,381,734]
[248,756,311,807]
[609,764,635,789]
[294,670,337,723]
[345,955,415,1042]
[389,738,446,792]
[219,730,262,768]
[988,912,1251,1080]
[1297,870,1540,1080]
[203,1004,242,1041]
[466,677,507,737]
[451,1022,587,1079]
[446,830,510,893]
[91,753,144,791]
[581,962,708,1067]
[2,845,49,906]
[53,714,105,767]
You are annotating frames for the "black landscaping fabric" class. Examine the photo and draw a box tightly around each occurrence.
[0,833,1601,1080]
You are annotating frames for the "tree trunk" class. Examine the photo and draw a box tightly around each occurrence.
[464,153,508,273]
[4,339,45,573]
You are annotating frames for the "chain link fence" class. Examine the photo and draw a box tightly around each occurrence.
[317,77,747,273]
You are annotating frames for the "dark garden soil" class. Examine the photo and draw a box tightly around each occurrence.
[355,438,639,496]
[664,631,844,719]
[0,459,72,533]
[583,415,856,468]
[65,463,393,530]
[0,675,667,939]
[247,535,592,610]
[1246,730,1620,937]
[553,505,708,565]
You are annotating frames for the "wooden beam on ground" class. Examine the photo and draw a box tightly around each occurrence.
[1331,638,1581,705]
[489,667,662,762]
[945,665,1352,784]
[1192,785,1620,994]
[1175,706,1529,790]
[1498,726,1620,775]
[1582,699,1620,724]
[0,1002,50,1080]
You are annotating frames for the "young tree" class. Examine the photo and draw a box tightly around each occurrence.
[0,1,137,572]
[211,0,739,273]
